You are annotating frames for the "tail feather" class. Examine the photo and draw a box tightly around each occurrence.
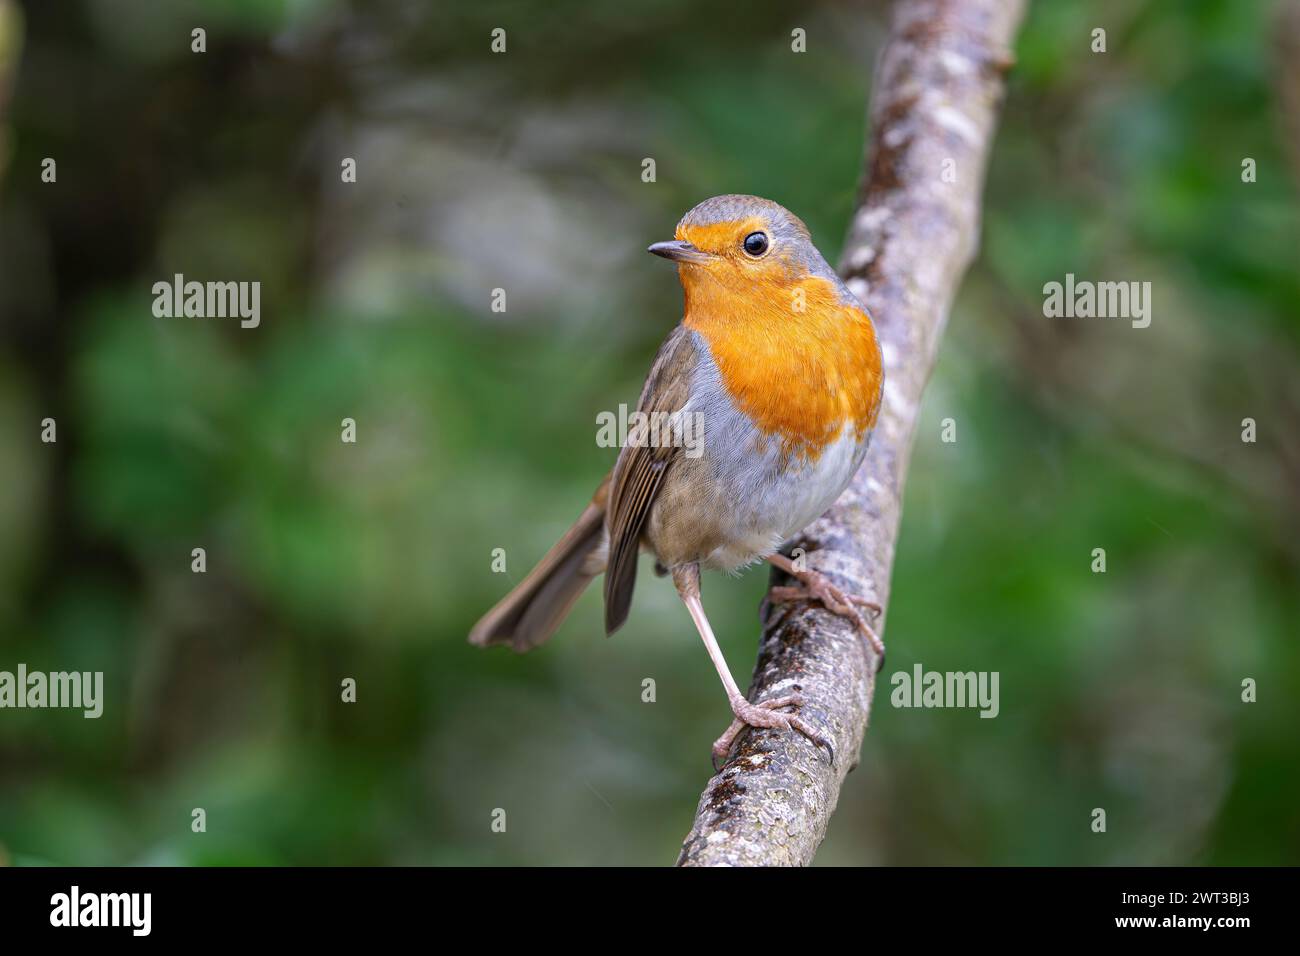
[468,479,609,653]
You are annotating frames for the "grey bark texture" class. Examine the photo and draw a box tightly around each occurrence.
[676,0,1026,867]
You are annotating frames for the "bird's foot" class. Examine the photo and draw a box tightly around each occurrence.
[711,694,834,771]
[769,569,886,668]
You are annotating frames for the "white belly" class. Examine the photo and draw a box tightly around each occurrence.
[703,423,866,571]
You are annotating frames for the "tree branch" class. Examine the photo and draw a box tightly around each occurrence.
[676,0,1026,867]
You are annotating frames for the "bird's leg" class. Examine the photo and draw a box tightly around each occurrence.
[672,563,833,769]
[766,552,886,667]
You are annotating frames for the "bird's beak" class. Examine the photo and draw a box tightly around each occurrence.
[647,240,710,264]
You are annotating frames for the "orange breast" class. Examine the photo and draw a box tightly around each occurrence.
[682,273,882,463]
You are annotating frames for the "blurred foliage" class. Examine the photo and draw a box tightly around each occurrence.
[0,0,1296,865]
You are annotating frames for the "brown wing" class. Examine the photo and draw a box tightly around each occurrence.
[603,325,699,635]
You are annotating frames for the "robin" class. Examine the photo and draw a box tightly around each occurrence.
[470,194,885,765]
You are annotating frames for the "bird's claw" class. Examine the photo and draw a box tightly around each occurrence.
[768,571,886,672]
[710,693,835,771]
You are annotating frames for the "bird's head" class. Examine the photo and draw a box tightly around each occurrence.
[647,194,844,301]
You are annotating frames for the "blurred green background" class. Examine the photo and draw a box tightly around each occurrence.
[0,0,1296,866]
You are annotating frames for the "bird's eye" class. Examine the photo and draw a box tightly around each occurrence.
[742,231,769,257]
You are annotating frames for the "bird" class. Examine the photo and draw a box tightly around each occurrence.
[469,194,885,766]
